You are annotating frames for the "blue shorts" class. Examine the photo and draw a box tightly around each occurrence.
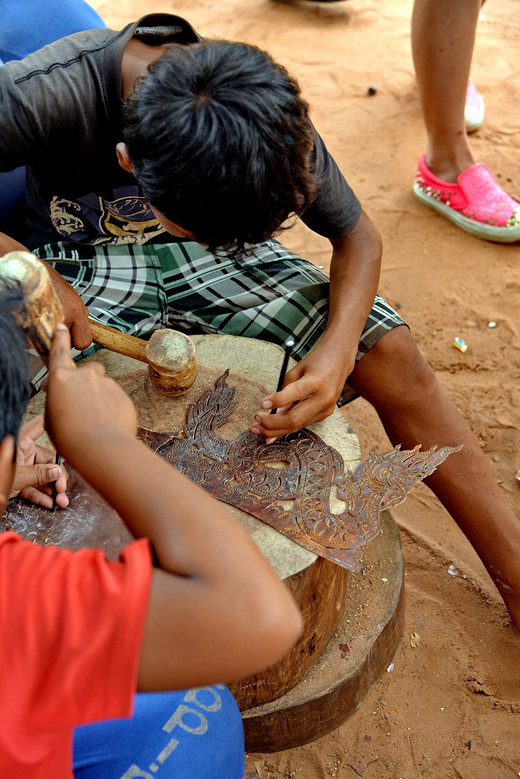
[73,686,245,779]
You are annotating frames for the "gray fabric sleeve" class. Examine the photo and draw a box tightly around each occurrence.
[0,64,41,169]
[300,127,362,239]
[0,27,127,171]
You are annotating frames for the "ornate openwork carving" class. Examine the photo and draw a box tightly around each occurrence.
[140,371,461,571]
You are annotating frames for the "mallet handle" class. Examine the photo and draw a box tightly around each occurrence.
[89,320,148,363]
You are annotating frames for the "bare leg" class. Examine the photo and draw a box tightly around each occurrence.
[349,326,520,628]
[411,0,483,181]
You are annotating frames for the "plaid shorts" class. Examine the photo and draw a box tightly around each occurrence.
[34,238,406,401]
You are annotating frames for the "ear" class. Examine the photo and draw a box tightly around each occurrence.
[116,142,134,174]
[0,435,15,514]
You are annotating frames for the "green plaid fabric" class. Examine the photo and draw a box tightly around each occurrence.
[33,238,406,400]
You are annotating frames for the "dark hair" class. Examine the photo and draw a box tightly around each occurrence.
[0,288,30,443]
[123,40,317,255]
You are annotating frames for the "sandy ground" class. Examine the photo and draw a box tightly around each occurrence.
[91,1,520,775]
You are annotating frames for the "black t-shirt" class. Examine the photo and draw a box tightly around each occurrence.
[0,13,361,250]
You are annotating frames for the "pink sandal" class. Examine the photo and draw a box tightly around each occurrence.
[413,154,520,243]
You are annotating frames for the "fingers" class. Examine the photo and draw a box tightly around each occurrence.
[48,323,73,372]
[17,485,54,509]
[48,323,106,379]
[10,462,68,505]
[18,443,58,468]
[22,463,63,490]
[47,271,92,350]
[251,398,336,440]
[16,419,47,465]
[69,315,92,351]
[252,366,338,439]
[259,373,310,417]
[31,444,62,466]
[54,469,69,502]
[17,483,69,510]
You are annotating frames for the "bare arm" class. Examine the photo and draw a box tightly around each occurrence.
[46,325,303,691]
[251,210,382,438]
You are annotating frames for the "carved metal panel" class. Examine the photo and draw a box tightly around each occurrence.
[141,371,461,571]
[2,469,132,558]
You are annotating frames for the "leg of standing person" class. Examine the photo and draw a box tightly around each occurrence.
[411,0,520,242]
[33,237,520,629]
[412,0,481,181]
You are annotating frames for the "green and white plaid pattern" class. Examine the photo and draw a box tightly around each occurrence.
[33,238,406,400]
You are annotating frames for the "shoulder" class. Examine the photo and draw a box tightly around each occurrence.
[0,25,133,117]
[4,27,129,81]
[301,125,362,238]
[0,26,133,136]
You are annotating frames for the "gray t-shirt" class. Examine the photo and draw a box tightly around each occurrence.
[0,13,361,250]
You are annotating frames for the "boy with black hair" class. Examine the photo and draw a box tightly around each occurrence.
[0,288,302,777]
[0,12,519,631]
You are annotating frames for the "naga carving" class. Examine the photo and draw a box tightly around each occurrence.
[139,370,461,571]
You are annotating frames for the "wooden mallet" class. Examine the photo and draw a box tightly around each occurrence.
[0,251,198,396]
[89,319,197,396]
